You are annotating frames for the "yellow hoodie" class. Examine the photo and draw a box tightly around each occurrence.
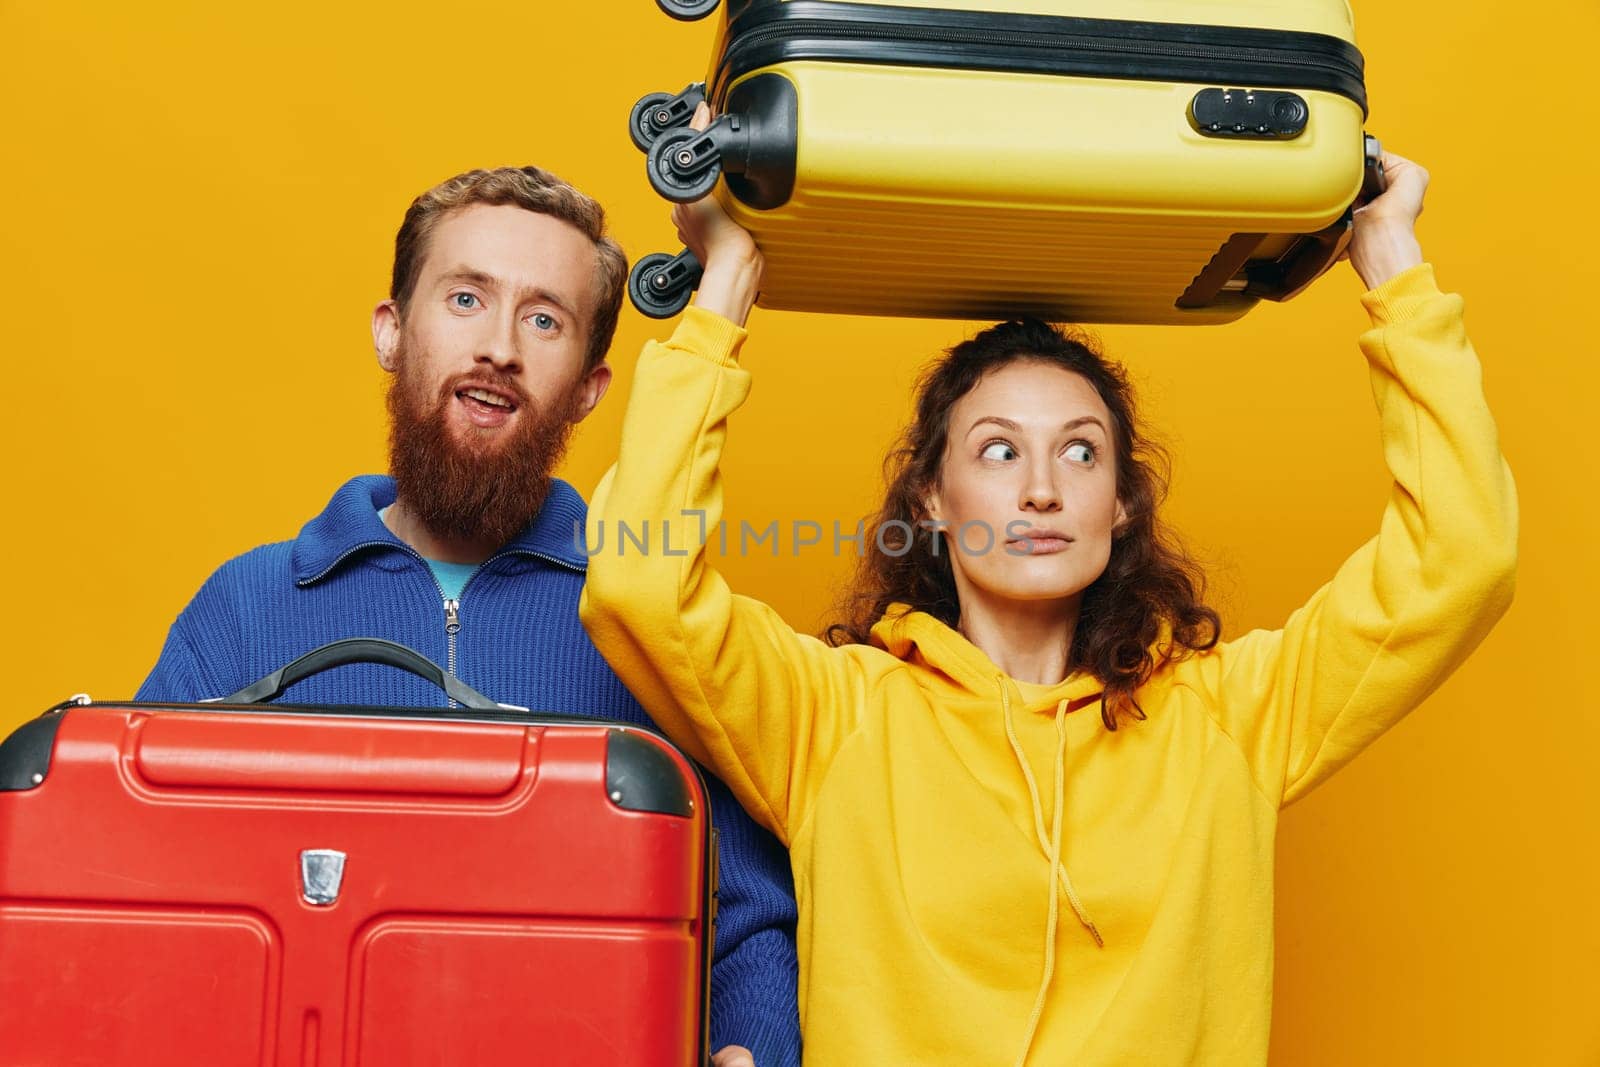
[580,264,1518,1066]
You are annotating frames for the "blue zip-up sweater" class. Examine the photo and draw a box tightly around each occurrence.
[138,475,802,1065]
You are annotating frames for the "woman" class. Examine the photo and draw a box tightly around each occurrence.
[580,111,1518,1064]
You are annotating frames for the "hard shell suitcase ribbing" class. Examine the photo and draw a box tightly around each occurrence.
[628,0,1385,325]
[0,640,715,1067]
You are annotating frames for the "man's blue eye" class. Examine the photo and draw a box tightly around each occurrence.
[452,293,478,309]
[531,313,556,330]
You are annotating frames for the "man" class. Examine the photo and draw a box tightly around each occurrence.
[137,166,801,1067]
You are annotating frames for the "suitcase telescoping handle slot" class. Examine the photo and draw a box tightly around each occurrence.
[1181,135,1389,310]
[213,638,520,711]
[1247,133,1390,303]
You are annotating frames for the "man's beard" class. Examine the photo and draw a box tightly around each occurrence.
[386,340,584,550]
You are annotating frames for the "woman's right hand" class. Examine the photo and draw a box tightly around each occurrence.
[1347,149,1428,291]
[675,102,764,327]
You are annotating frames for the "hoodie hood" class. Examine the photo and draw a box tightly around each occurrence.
[869,602,1106,715]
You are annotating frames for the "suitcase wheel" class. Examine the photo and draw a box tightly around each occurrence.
[647,126,723,203]
[629,83,707,153]
[654,0,720,20]
[628,249,703,319]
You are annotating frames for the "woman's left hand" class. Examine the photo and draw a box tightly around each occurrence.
[1347,150,1429,290]
[674,102,765,327]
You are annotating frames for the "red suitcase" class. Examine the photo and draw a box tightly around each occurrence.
[0,639,715,1067]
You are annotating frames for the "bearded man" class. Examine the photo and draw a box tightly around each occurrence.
[137,166,801,1067]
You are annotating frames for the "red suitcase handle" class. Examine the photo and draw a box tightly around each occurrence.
[215,637,521,711]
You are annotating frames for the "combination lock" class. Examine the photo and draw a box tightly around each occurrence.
[1189,88,1309,140]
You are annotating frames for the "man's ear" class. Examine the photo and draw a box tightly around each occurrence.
[571,361,613,423]
[372,300,402,373]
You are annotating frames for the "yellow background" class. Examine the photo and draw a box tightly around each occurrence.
[3,1,1596,1062]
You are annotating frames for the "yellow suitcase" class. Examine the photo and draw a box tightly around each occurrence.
[628,0,1384,325]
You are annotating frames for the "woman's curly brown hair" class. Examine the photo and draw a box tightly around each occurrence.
[825,318,1221,730]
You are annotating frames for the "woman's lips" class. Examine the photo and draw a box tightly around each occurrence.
[1012,535,1071,555]
[1007,530,1074,555]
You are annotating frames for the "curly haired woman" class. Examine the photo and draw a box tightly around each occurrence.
[581,108,1518,1065]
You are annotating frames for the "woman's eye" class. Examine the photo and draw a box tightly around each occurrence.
[1065,442,1096,464]
[451,293,478,309]
[980,442,1017,462]
[530,312,557,331]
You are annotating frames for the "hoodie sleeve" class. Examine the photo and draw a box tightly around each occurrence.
[1178,264,1518,808]
[579,307,875,844]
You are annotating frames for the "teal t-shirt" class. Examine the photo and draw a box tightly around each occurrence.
[378,506,479,601]
[425,559,477,601]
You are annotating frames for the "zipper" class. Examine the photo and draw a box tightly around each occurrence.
[732,20,1357,73]
[443,598,462,700]
[440,548,584,705]
[718,2,1366,113]
[423,575,461,710]
[302,540,465,703]
[299,540,407,587]
[517,549,586,576]
[302,540,586,709]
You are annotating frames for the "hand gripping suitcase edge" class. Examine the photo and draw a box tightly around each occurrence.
[628,0,1386,325]
[0,638,717,1067]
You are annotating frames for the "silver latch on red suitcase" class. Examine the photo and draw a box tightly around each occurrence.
[300,849,347,906]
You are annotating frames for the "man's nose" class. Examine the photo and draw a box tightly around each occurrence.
[475,314,523,374]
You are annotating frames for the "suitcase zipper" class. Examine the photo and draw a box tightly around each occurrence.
[732,21,1355,73]
[718,3,1366,111]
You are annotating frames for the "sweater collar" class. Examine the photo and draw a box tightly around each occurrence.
[291,474,590,585]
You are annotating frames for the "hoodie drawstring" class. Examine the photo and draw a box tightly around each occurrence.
[1000,678,1104,1067]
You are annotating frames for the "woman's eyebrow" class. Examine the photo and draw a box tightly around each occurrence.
[966,414,1107,436]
